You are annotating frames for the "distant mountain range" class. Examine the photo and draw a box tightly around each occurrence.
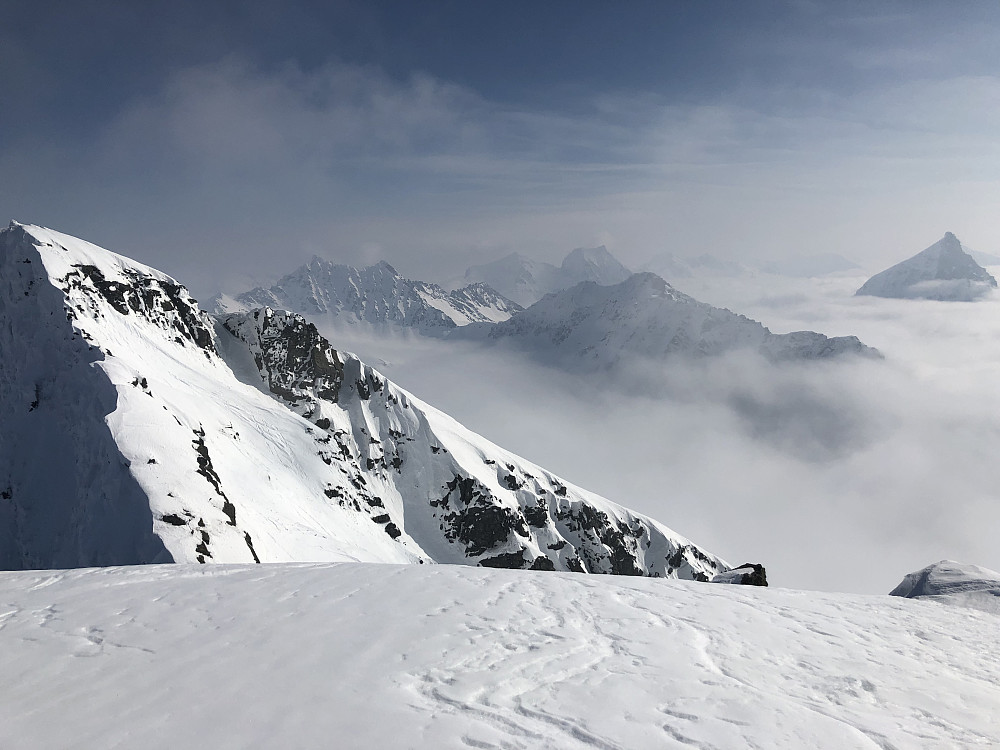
[457,272,880,369]
[212,256,522,334]
[214,245,880,368]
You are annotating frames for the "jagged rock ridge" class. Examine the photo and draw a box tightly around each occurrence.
[857,232,997,301]
[0,221,727,580]
[215,256,521,333]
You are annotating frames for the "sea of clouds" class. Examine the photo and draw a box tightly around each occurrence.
[318,270,1000,594]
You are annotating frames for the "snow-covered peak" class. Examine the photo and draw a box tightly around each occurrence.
[560,245,632,286]
[889,560,1000,614]
[890,560,1000,613]
[464,246,633,307]
[857,233,997,300]
[1,222,725,579]
[221,256,520,332]
[3,222,218,357]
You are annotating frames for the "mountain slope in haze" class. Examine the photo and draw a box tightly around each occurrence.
[0,222,726,580]
[759,252,861,277]
[458,272,879,370]
[4,562,1000,749]
[962,245,1000,267]
[463,245,632,306]
[640,252,751,281]
[215,255,522,333]
[857,232,997,301]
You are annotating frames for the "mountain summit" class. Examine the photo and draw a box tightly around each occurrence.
[459,272,880,370]
[464,246,633,306]
[0,221,726,579]
[216,256,521,333]
[857,232,997,301]
[559,245,632,286]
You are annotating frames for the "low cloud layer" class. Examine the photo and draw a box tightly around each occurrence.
[321,273,1000,594]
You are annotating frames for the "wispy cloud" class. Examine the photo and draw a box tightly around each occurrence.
[3,45,1000,294]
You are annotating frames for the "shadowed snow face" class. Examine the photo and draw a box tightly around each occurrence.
[318,273,1000,594]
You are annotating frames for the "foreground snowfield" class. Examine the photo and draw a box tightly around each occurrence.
[2,563,998,749]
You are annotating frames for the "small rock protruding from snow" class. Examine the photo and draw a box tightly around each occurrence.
[711,563,768,587]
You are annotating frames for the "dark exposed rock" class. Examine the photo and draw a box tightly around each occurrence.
[556,503,643,576]
[522,503,548,528]
[478,551,528,569]
[529,555,556,571]
[244,532,261,563]
[64,264,216,352]
[437,476,528,557]
[223,309,344,406]
[711,563,768,587]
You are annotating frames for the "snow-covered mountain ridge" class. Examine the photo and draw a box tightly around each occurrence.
[216,255,522,333]
[857,232,997,301]
[458,272,880,369]
[0,221,725,579]
[891,560,1000,614]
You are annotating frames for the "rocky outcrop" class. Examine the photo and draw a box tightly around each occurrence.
[711,563,768,587]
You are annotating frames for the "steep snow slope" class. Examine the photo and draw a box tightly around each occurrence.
[459,272,878,370]
[218,256,521,333]
[857,232,997,300]
[0,222,724,579]
[891,560,1000,614]
[2,562,1000,749]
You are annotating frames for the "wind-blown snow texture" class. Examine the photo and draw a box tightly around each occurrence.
[216,255,522,333]
[0,222,724,580]
[460,272,879,370]
[857,232,997,301]
[2,562,999,749]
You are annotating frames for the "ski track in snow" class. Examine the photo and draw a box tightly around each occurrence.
[1,563,998,749]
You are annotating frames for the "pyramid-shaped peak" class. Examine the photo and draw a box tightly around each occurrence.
[560,245,631,286]
[856,232,996,300]
[933,232,962,251]
[563,245,616,265]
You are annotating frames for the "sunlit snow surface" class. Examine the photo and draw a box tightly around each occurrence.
[2,563,999,749]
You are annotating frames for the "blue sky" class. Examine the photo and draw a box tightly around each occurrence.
[3,1,1000,293]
